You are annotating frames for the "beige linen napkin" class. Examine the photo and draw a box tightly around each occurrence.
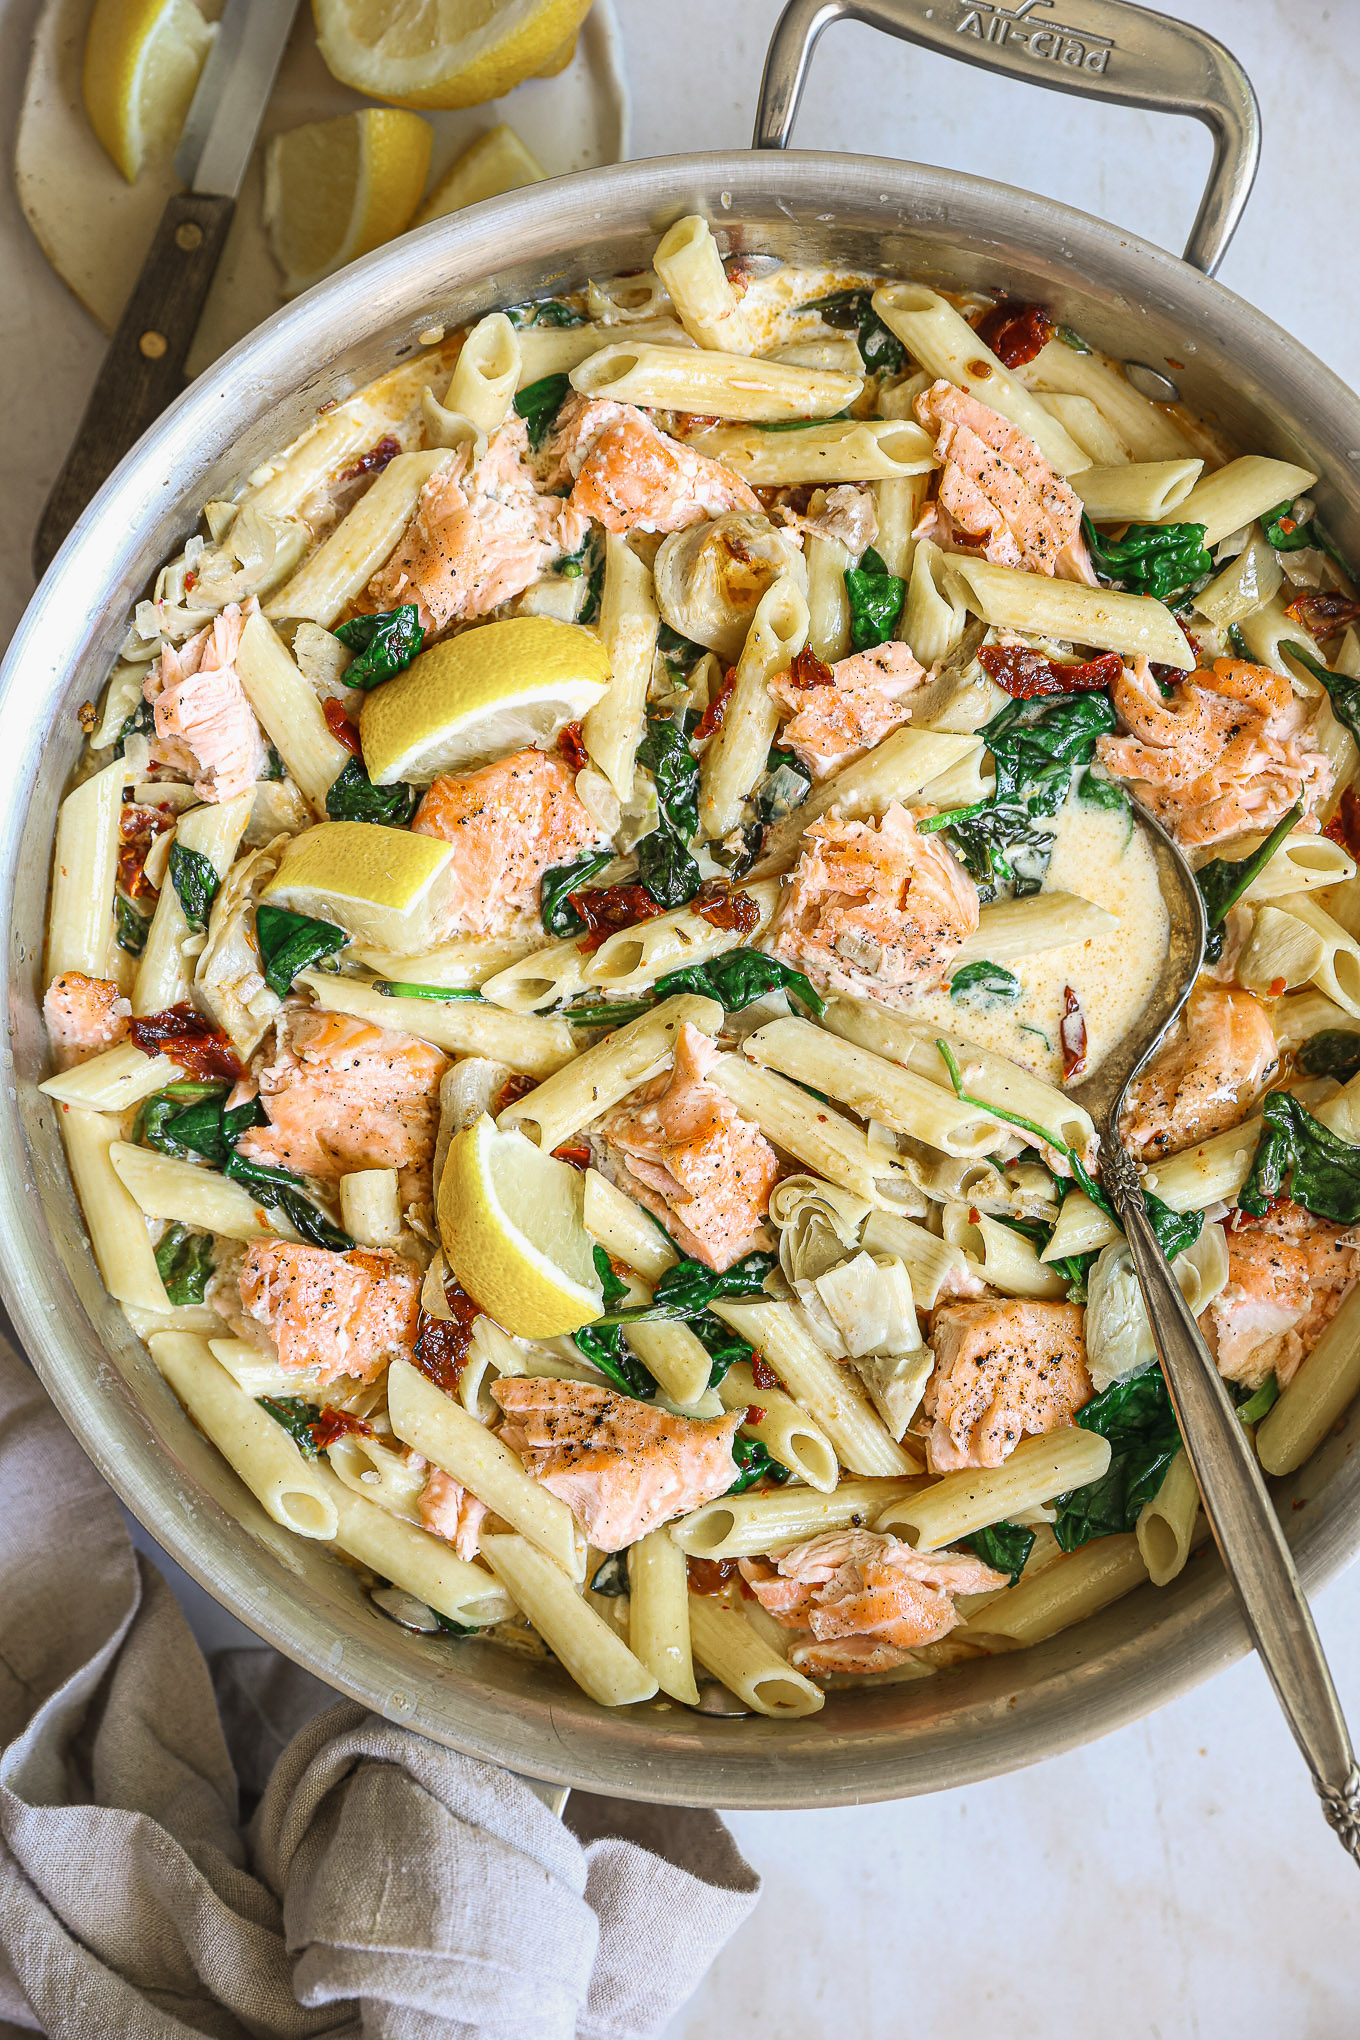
[0,1334,758,2038]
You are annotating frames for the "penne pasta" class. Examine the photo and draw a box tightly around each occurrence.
[479,936,590,1013]
[628,1528,700,1704]
[940,1203,1070,1299]
[234,612,353,811]
[570,342,862,422]
[699,574,809,839]
[293,970,576,1073]
[684,419,934,486]
[584,531,661,802]
[1257,1285,1360,1477]
[40,1041,176,1111]
[60,1108,172,1310]
[1162,455,1318,550]
[740,1017,1008,1157]
[444,312,521,435]
[874,472,931,580]
[264,451,448,627]
[686,1593,825,1716]
[583,880,779,996]
[109,1141,282,1241]
[317,1460,514,1626]
[1075,459,1202,522]
[134,791,254,1015]
[960,1533,1148,1647]
[946,556,1195,669]
[48,758,124,983]
[1016,337,1194,461]
[714,1361,839,1491]
[482,1532,659,1705]
[670,1477,922,1558]
[1136,1450,1201,1588]
[954,891,1118,964]
[901,535,970,666]
[711,1299,920,1476]
[876,1429,1111,1551]
[1034,392,1130,467]
[805,532,852,663]
[515,316,693,384]
[581,1167,677,1281]
[497,992,723,1149]
[708,1052,917,1207]
[752,728,982,875]
[653,214,750,352]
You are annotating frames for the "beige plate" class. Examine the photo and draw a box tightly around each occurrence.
[15,0,629,378]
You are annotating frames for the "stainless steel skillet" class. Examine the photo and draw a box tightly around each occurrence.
[3,0,1360,1807]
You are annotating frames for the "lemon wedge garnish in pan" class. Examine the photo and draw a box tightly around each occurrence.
[82,0,213,183]
[360,618,611,786]
[263,109,433,297]
[262,822,452,948]
[414,123,545,228]
[313,0,593,110]
[440,1115,603,1338]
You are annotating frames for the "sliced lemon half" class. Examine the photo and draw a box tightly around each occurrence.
[263,108,433,298]
[360,617,611,786]
[263,821,452,948]
[440,1114,603,1337]
[83,0,213,184]
[313,0,594,111]
[414,123,545,228]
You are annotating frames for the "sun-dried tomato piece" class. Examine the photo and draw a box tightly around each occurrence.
[1286,591,1360,639]
[751,1354,778,1390]
[979,644,1122,699]
[117,802,174,903]
[785,645,834,692]
[308,1406,377,1449]
[322,697,363,756]
[339,435,401,484]
[1323,786,1360,859]
[129,1004,243,1081]
[691,878,761,935]
[974,302,1054,369]
[694,667,739,741]
[557,720,589,773]
[1148,661,1185,690]
[1060,985,1088,1082]
[745,1403,766,1424]
[1228,1196,1295,1232]
[493,1072,540,1116]
[552,1141,592,1170]
[687,1556,740,1595]
[413,1281,483,1395]
[568,883,665,953]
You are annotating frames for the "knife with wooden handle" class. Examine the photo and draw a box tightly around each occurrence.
[32,0,301,580]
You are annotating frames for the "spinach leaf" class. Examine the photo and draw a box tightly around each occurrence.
[590,1553,629,1596]
[635,712,702,908]
[561,998,658,1027]
[1238,1090,1360,1225]
[139,1085,264,1166]
[694,1311,757,1387]
[843,545,905,652]
[540,849,615,936]
[222,1151,355,1250]
[593,1244,630,1311]
[797,287,904,375]
[117,697,156,749]
[1078,767,1131,818]
[257,1396,320,1457]
[154,1223,214,1305]
[325,759,417,827]
[1237,1376,1281,1426]
[1083,515,1213,603]
[635,826,701,910]
[529,299,586,327]
[514,371,571,450]
[254,903,348,996]
[169,843,219,931]
[115,894,151,956]
[1262,497,1317,553]
[963,1520,1034,1586]
[581,536,605,624]
[756,746,812,825]
[1282,640,1360,746]
[333,604,424,688]
[573,1320,658,1399]
[432,1611,478,1636]
[1297,1029,1360,1084]
[658,621,707,677]
[654,948,825,1018]
[727,1435,793,1494]
[950,959,1022,1009]
[1052,1364,1181,1550]
[751,411,853,432]
[1055,324,1091,353]
[265,742,286,782]
[1069,1154,1203,1262]
[602,1249,777,1327]
[1196,799,1303,963]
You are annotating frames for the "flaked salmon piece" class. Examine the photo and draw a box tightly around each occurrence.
[43,971,130,1070]
[412,746,604,938]
[1097,656,1333,848]
[364,418,587,631]
[1202,1206,1360,1391]
[767,802,979,1003]
[739,1529,1007,1676]
[240,1241,420,1384]
[913,380,1094,582]
[597,1021,779,1271]
[142,600,268,803]
[542,392,760,533]
[418,1466,487,1562]
[769,640,928,782]
[237,1006,447,1201]
[1121,984,1279,1162]
[490,1377,741,1550]
[924,1298,1092,1471]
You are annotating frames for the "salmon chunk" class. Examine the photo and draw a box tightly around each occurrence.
[491,1377,741,1550]
[597,1021,779,1270]
[413,746,604,937]
[1096,656,1332,848]
[767,802,979,1002]
[143,600,268,803]
[418,1465,488,1562]
[43,971,130,1070]
[1202,1206,1360,1391]
[1121,983,1279,1162]
[365,419,587,631]
[913,380,1094,581]
[543,393,760,533]
[240,1242,420,1384]
[739,1529,1007,1676]
[924,1298,1092,1471]
[769,640,928,781]
[237,1006,447,1199]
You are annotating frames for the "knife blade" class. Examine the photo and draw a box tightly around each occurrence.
[175,0,303,197]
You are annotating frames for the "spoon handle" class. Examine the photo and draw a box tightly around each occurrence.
[1112,1158,1360,1861]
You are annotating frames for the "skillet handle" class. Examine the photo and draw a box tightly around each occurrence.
[753,0,1259,276]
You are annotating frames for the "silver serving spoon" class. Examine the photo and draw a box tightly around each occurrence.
[1070,803,1360,1860]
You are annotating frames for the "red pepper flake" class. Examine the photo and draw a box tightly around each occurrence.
[752,1354,778,1390]
[493,1072,539,1116]
[1323,786,1360,858]
[1165,358,1185,372]
[974,302,1054,369]
[687,1556,740,1595]
[308,1406,377,1449]
[557,720,589,773]
[323,697,363,757]
[1278,516,1298,537]
[694,667,739,741]
[129,1004,244,1081]
[745,1404,766,1424]
[413,1282,483,1395]
[1060,985,1088,1082]
[978,643,1122,699]
[338,434,401,484]
[568,883,665,953]
[1268,977,1288,998]
[691,878,760,935]
[1285,591,1360,639]
[552,1141,592,1170]
[784,645,834,692]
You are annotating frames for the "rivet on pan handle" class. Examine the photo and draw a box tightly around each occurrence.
[753,0,1260,278]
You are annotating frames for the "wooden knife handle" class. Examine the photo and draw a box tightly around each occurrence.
[33,190,236,580]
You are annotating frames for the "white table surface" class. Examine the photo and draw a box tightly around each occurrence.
[3,0,1360,2032]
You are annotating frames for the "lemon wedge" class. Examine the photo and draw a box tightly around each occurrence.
[313,0,593,110]
[82,0,213,183]
[263,109,433,297]
[440,1115,603,1337]
[414,123,545,228]
[360,617,611,786]
[263,822,453,948]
